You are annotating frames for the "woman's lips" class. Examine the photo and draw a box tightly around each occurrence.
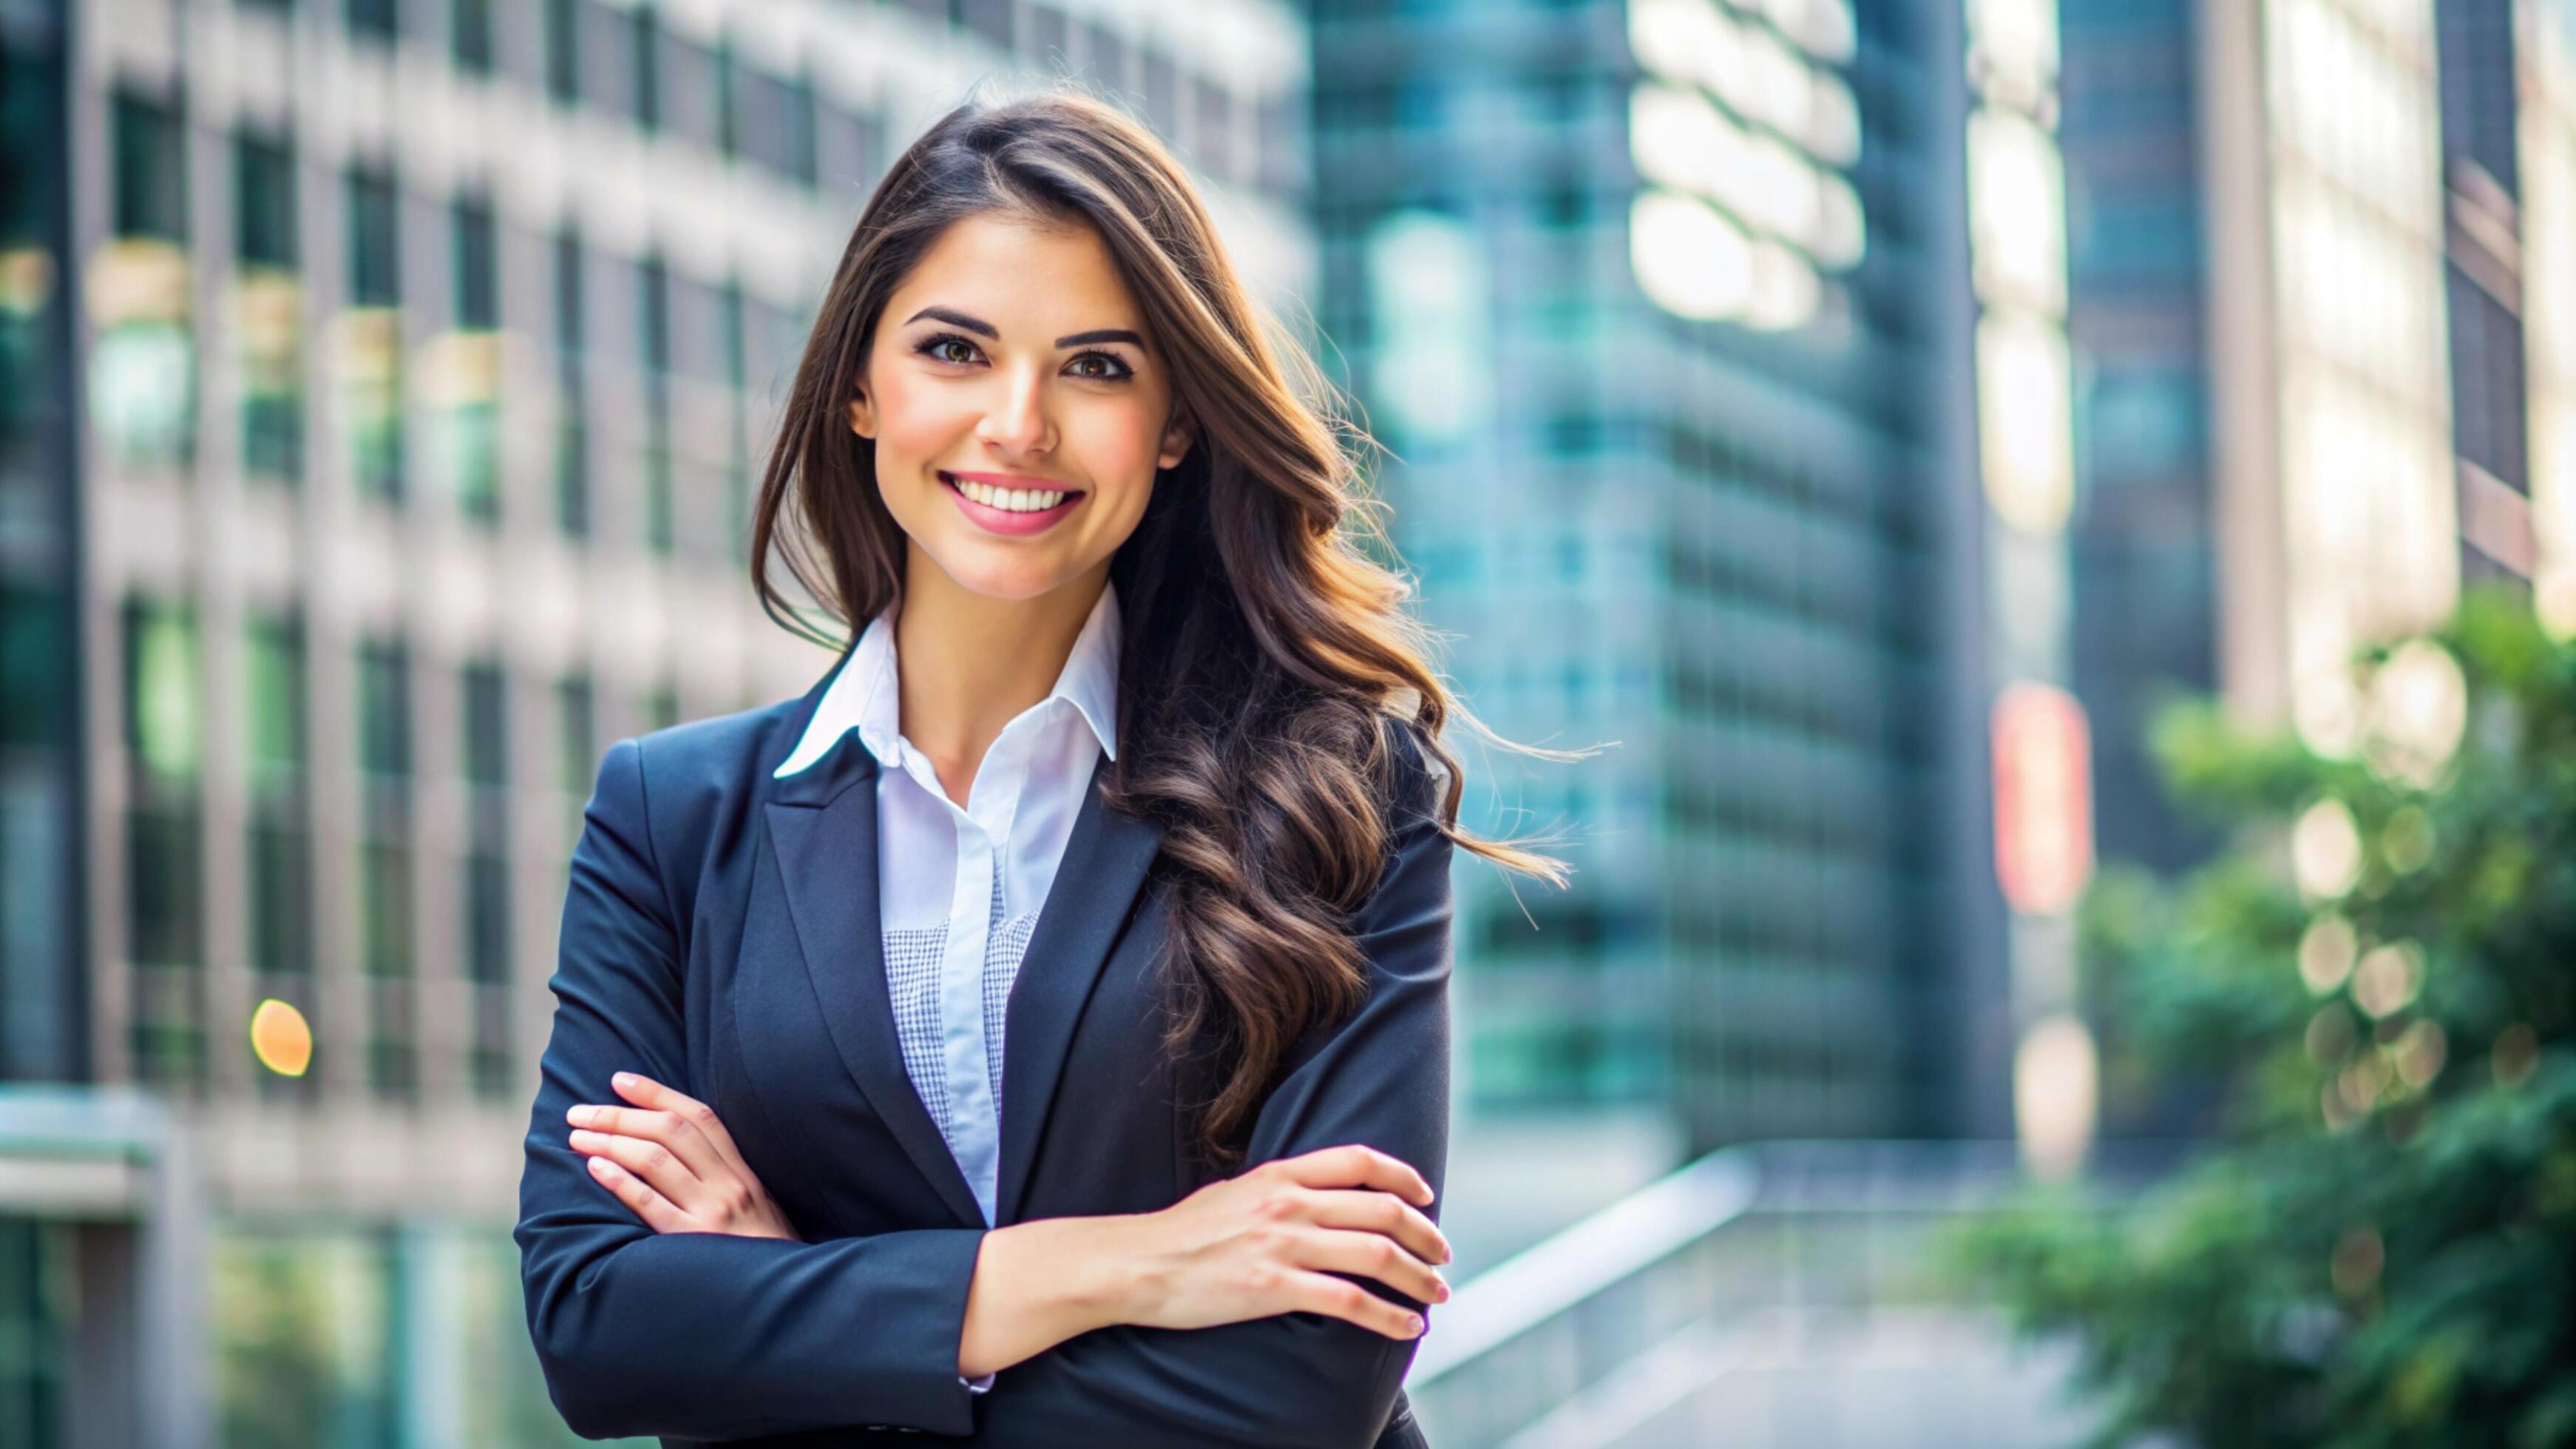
[940,472,1085,536]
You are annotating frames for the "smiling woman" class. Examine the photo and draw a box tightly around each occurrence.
[515,84,1574,1448]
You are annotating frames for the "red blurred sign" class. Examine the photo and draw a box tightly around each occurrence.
[1992,681,2094,915]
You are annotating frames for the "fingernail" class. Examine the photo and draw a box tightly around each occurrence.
[1434,1283,1451,1303]
[566,1105,594,1126]
[612,1072,636,1087]
[1406,1315,1426,1337]
[569,1130,600,1150]
[586,1156,610,1174]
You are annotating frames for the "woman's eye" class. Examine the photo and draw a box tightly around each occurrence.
[1071,353,1132,380]
[928,337,979,365]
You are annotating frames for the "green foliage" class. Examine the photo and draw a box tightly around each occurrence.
[1949,587,2576,1448]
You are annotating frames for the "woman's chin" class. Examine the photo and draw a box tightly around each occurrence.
[916,544,1088,604]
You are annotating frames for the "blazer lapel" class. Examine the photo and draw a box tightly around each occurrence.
[993,754,1167,1226]
[763,736,988,1229]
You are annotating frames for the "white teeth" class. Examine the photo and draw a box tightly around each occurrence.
[952,477,1068,512]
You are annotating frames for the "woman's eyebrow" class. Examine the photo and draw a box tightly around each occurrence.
[904,305,1144,350]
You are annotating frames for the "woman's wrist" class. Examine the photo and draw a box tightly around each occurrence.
[958,1212,1158,1379]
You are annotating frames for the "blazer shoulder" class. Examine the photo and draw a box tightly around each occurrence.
[1374,713,1454,832]
[600,696,809,868]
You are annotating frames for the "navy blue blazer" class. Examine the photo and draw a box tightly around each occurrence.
[515,643,1454,1447]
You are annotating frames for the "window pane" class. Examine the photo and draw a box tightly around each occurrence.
[465,853,509,983]
[657,27,720,149]
[113,91,186,241]
[348,0,397,42]
[234,131,297,268]
[346,168,400,308]
[462,659,506,786]
[451,197,496,330]
[555,675,594,792]
[358,639,410,779]
[244,610,307,785]
[124,597,199,786]
[815,98,880,194]
[361,841,412,977]
[454,0,495,72]
[248,818,312,976]
[545,0,579,102]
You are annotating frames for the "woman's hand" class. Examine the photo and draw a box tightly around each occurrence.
[566,1072,801,1241]
[1116,1144,1451,1342]
[956,1144,1450,1378]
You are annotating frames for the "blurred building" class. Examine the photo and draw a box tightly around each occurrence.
[2061,0,2562,878]
[0,0,1312,1442]
[1307,0,2005,1169]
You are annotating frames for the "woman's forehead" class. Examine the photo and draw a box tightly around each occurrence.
[893,215,1145,335]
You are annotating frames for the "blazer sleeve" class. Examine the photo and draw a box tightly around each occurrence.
[514,736,989,1441]
[969,724,1458,1449]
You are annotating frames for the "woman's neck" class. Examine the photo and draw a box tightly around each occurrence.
[892,549,1108,805]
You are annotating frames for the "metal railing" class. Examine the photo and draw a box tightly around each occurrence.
[1406,1138,2182,1448]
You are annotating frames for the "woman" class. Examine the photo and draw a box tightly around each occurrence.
[515,87,1565,1448]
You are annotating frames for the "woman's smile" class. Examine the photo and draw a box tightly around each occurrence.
[939,469,1088,535]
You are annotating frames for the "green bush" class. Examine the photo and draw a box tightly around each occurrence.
[1950,586,2576,1449]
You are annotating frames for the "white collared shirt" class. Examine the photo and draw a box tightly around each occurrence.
[773,581,1122,1235]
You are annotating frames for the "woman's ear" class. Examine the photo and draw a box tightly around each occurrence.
[1158,407,1197,470]
[846,384,876,441]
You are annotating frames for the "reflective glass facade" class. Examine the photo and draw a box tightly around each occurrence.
[1313,0,1988,1149]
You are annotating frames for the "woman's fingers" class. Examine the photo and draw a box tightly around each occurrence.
[1292,1226,1449,1307]
[585,1156,693,1233]
[569,1127,705,1212]
[609,1073,757,1178]
[1278,1268,1429,1342]
[566,1093,729,1186]
[1268,1144,1434,1208]
[1301,1189,1451,1267]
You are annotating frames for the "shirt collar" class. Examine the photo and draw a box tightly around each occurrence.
[773,580,1122,780]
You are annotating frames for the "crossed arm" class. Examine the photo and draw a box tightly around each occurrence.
[517,736,1458,1445]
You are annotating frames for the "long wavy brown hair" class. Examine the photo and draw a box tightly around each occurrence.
[750,85,1572,1167]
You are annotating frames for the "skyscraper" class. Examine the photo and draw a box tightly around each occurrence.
[2060,0,2566,878]
[1309,0,2001,1153]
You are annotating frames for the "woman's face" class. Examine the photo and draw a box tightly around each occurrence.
[848,211,1196,604]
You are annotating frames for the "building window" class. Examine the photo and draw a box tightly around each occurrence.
[235,129,305,483]
[555,674,596,793]
[544,0,580,103]
[358,635,415,1096]
[347,168,401,308]
[447,197,502,522]
[461,656,511,1080]
[640,256,674,554]
[347,0,398,43]
[815,97,881,194]
[462,659,506,787]
[124,597,204,1088]
[358,637,410,781]
[345,166,404,500]
[450,196,496,330]
[553,232,590,538]
[453,0,493,73]
[112,90,186,242]
[245,611,312,983]
[234,131,297,270]
[731,63,816,186]
[657,25,721,150]
[629,3,658,129]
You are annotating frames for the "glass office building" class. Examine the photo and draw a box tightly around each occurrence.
[1309,0,1999,1153]
[2060,0,2553,883]
[1,0,1313,1442]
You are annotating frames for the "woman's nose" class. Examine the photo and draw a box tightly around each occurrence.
[977,369,1054,452]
